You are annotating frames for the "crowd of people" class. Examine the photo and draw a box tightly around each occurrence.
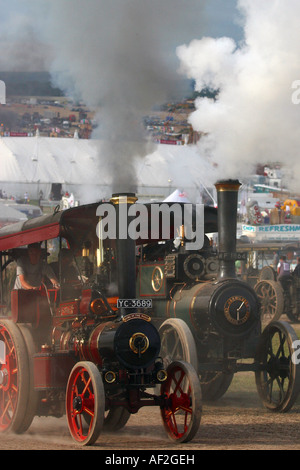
[273,252,300,279]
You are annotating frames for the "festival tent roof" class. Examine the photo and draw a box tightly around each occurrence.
[0,136,101,184]
[163,189,191,203]
[0,136,213,203]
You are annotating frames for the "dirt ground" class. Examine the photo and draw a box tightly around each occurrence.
[1,371,300,451]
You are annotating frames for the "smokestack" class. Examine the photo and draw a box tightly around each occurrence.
[215,179,241,279]
[110,193,138,313]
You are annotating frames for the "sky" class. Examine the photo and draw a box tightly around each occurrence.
[203,0,243,40]
[0,0,242,73]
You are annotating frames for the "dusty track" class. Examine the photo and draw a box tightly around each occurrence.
[1,372,300,451]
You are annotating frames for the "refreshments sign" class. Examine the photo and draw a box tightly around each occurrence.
[242,224,300,240]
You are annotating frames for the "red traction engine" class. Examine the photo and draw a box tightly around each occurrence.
[0,194,201,445]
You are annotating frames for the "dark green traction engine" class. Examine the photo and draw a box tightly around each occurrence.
[137,180,300,410]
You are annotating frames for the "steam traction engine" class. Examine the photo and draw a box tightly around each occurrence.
[137,180,300,411]
[0,195,201,445]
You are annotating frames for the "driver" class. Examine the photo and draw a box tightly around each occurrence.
[58,249,81,283]
[14,242,60,290]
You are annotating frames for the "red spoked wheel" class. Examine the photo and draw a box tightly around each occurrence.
[160,360,202,443]
[66,361,105,445]
[0,319,31,433]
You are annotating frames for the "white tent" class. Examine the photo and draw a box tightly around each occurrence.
[0,135,104,202]
[0,136,214,204]
[163,189,191,203]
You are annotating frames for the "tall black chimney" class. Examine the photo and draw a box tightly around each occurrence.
[110,193,138,313]
[215,180,241,279]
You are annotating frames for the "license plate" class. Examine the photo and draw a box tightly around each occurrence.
[117,299,152,309]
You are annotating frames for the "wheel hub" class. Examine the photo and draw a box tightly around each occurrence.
[170,392,191,411]
[73,396,83,412]
[0,368,8,389]
[267,356,289,380]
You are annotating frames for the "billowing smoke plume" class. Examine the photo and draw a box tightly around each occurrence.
[177,0,300,191]
[0,5,51,71]
[27,0,207,194]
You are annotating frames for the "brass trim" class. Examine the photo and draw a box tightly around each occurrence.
[129,332,149,354]
[156,369,168,382]
[123,313,151,322]
[215,181,241,192]
[90,298,105,314]
[151,266,164,292]
[110,195,138,205]
[104,371,117,383]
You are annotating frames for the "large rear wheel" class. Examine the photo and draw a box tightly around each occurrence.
[0,319,32,433]
[104,406,130,431]
[259,266,277,281]
[254,280,284,323]
[159,318,198,371]
[16,324,38,433]
[255,321,300,412]
[200,371,234,401]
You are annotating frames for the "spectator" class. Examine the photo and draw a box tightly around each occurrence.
[272,251,279,268]
[277,255,291,294]
[277,255,291,280]
[293,257,300,278]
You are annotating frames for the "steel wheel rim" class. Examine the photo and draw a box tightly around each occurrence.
[255,321,300,412]
[159,319,198,371]
[161,361,201,442]
[66,362,104,445]
[0,325,19,431]
[255,280,284,323]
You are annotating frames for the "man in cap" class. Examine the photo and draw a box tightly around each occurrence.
[14,242,59,290]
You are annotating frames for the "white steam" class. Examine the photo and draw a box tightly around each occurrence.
[177,0,300,190]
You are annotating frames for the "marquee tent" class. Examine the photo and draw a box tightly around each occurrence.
[163,189,191,203]
[0,135,214,204]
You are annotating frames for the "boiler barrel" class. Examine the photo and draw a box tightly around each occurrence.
[161,280,260,338]
[87,318,161,369]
